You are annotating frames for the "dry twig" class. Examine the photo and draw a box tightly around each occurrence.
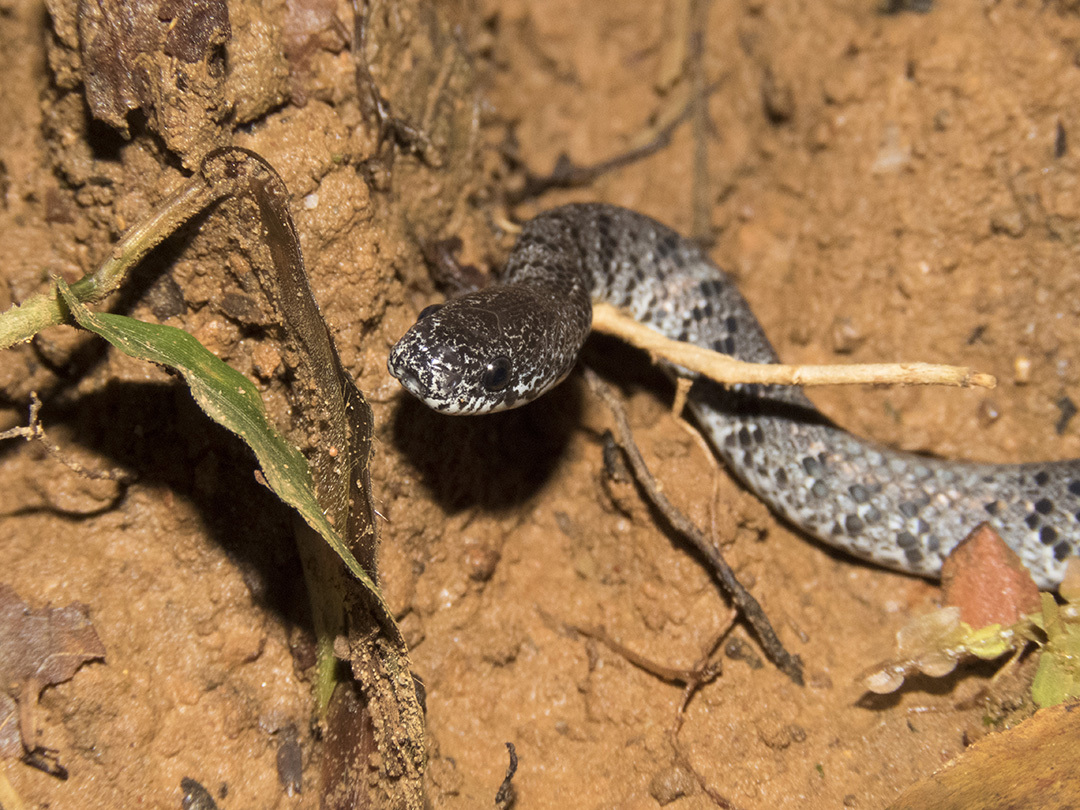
[584,367,804,684]
[494,742,518,809]
[571,623,724,686]
[591,302,996,390]
[0,392,132,483]
[505,82,719,206]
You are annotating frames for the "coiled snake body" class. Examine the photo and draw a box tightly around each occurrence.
[389,203,1079,589]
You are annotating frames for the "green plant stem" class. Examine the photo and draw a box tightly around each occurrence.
[0,176,213,350]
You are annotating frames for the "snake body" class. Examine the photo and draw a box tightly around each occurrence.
[388,203,1080,589]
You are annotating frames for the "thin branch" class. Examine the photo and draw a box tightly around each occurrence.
[591,302,997,390]
[351,0,439,165]
[506,81,720,206]
[668,621,745,810]
[571,623,723,686]
[584,367,804,684]
[0,392,132,483]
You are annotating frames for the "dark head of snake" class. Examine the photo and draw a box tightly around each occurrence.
[388,283,588,414]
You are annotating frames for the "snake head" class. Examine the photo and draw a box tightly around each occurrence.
[388,294,528,415]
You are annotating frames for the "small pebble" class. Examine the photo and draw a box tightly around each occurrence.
[977,398,1001,427]
[180,778,220,810]
[724,637,764,669]
[251,343,282,380]
[276,725,303,797]
[462,537,500,581]
[1055,396,1077,435]
[1013,356,1032,385]
[831,316,864,354]
[647,766,697,805]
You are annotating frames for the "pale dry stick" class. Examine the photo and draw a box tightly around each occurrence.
[0,392,42,442]
[669,388,733,551]
[671,376,693,416]
[664,375,732,552]
[591,302,997,390]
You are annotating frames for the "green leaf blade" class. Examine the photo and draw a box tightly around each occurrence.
[56,280,381,597]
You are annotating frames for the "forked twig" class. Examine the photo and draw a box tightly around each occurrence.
[571,622,725,686]
[505,81,721,206]
[583,367,804,684]
[0,392,132,483]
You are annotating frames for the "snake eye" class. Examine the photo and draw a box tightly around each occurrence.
[481,356,511,392]
[417,303,443,321]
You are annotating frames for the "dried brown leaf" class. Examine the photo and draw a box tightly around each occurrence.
[76,0,229,130]
[889,700,1080,809]
[0,583,106,755]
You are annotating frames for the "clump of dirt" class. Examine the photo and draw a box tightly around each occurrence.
[3,0,1080,807]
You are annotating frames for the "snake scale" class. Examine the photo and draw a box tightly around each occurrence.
[388,203,1079,589]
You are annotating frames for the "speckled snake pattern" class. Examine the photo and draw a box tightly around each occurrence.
[388,203,1079,589]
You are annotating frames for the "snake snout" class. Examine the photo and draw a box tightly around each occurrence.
[388,339,467,408]
[387,354,419,391]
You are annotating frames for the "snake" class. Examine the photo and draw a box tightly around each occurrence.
[388,203,1079,589]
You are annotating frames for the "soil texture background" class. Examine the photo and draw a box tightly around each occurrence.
[2,0,1080,807]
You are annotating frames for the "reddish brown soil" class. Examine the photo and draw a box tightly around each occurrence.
[3,0,1080,807]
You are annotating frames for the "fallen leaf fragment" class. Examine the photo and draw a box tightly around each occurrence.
[860,525,1080,708]
[859,523,1043,696]
[1031,593,1080,708]
[859,606,981,695]
[0,583,105,756]
[941,522,1041,629]
[888,699,1080,810]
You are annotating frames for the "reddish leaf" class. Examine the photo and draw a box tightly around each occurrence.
[941,523,1041,628]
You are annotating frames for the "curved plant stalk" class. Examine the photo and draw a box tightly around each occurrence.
[0,179,212,351]
[1,148,425,807]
